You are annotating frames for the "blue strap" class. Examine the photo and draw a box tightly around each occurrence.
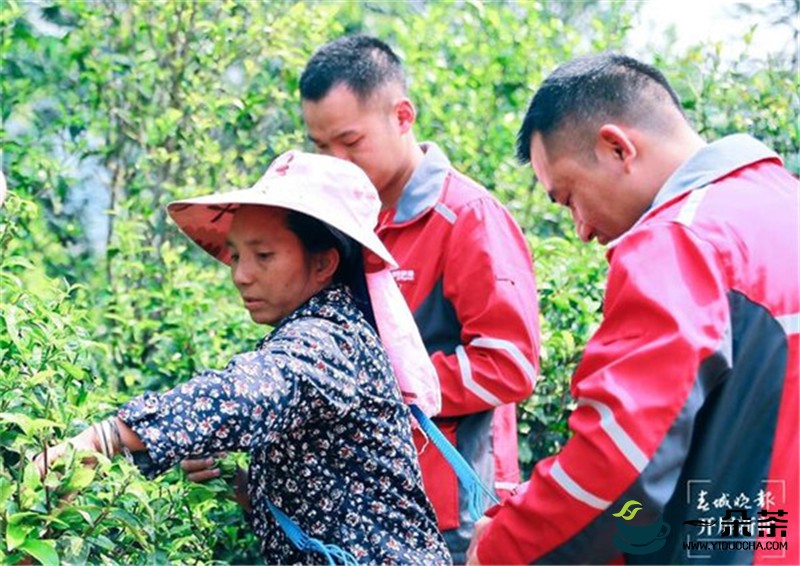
[267,501,358,566]
[266,405,499,561]
[409,404,500,521]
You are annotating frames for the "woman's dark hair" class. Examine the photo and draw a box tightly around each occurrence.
[285,210,376,327]
[286,210,355,283]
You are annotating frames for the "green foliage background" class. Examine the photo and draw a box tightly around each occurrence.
[1,1,797,563]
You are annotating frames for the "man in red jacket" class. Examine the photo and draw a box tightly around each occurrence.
[300,35,541,561]
[468,53,799,565]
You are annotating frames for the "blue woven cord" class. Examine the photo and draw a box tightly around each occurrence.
[267,501,358,565]
[409,404,500,521]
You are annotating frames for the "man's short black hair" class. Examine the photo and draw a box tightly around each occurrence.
[300,34,406,102]
[516,53,685,163]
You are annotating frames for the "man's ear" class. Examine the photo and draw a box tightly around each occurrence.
[394,97,417,134]
[314,247,340,284]
[596,124,637,171]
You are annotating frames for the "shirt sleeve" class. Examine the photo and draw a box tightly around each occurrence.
[118,348,298,478]
[475,222,731,564]
[434,197,541,416]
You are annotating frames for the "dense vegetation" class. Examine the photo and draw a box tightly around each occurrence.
[1,1,797,563]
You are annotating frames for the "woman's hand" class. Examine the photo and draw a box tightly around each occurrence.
[231,465,251,512]
[181,455,251,512]
[180,455,224,482]
[34,425,100,477]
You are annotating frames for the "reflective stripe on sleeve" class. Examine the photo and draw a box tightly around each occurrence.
[676,186,709,226]
[470,337,537,388]
[577,398,648,472]
[776,312,800,335]
[551,461,611,510]
[456,345,502,406]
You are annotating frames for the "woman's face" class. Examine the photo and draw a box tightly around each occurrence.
[226,206,329,325]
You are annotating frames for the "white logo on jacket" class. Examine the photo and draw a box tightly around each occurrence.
[391,269,416,283]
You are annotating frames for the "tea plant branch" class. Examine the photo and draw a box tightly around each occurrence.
[82,475,133,540]
[183,499,200,535]
[42,438,51,515]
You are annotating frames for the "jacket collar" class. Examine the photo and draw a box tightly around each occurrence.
[392,142,451,224]
[608,134,780,250]
[651,133,780,210]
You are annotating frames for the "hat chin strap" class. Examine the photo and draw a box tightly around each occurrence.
[365,268,441,417]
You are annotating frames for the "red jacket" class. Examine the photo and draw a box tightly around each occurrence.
[477,135,799,564]
[377,143,541,532]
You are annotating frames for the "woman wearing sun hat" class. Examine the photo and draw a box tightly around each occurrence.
[36,151,451,564]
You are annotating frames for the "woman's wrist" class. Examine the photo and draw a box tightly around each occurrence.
[89,417,135,463]
[92,418,116,458]
[72,424,102,454]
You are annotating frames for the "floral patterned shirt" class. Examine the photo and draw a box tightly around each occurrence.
[118,285,450,564]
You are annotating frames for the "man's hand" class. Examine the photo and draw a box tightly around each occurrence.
[466,516,492,565]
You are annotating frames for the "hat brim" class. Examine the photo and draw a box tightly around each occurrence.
[167,189,398,269]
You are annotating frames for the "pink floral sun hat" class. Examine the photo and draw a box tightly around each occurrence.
[167,150,396,269]
[167,150,441,417]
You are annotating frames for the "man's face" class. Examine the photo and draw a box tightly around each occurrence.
[302,84,406,199]
[226,206,320,326]
[530,133,644,245]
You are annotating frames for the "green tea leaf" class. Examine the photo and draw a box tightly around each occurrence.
[5,522,31,551]
[8,511,39,525]
[64,466,95,492]
[60,362,86,381]
[19,539,59,565]
[109,508,141,529]
[23,461,42,490]
[0,412,34,435]
[0,477,14,503]
[3,305,23,350]
[60,536,89,564]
